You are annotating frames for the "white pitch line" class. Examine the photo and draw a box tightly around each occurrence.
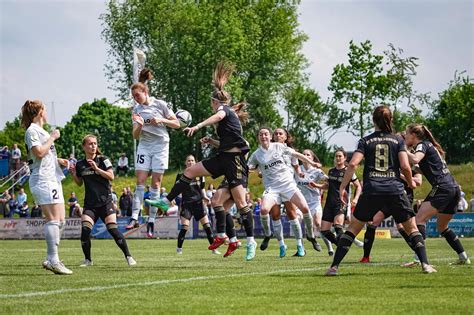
[0,267,326,299]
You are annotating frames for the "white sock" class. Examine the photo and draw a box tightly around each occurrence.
[148,188,160,221]
[459,251,468,260]
[303,213,314,239]
[322,235,333,252]
[45,221,60,264]
[218,233,226,238]
[296,238,303,247]
[247,236,255,244]
[260,214,272,237]
[272,219,284,242]
[278,239,285,247]
[289,219,302,245]
[230,236,238,243]
[131,185,145,220]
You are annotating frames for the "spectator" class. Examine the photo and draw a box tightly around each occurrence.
[16,188,27,207]
[71,203,82,218]
[470,194,474,212]
[8,193,18,218]
[19,161,30,186]
[30,202,42,218]
[253,197,262,216]
[0,190,12,217]
[116,153,129,177]
[68,192,78,217]
[119,188,133,217]
[10,144,21,177]
[111,185,119,212]
[18,201,29,218]
[457,186,468,212]
[0,146,10,179]
[143,185,151,216]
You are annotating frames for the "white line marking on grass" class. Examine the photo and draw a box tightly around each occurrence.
[0,267,329,299]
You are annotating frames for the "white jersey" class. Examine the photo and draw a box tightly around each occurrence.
[295,167,326,208]
[248,142,296,191]
[25,123,64,184]
[281,143,298,175]
[133,97,174,144]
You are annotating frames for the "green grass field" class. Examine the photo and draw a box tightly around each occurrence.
[0,238,473,314]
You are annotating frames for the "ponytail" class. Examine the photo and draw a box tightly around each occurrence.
[231,102,249,125]
[407,123,445,158]
[211,61,234,104]
[372,105,393,134]
[21,100,44,128]
[139,68,153,84]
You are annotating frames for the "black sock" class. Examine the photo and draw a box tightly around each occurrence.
[409,232,429,264]
[81,221,92,261]
[398,228,414,250]
[321,230,338,245]
[240,206,254,237]
[225,213,236,239]
[203,222,214,245]
[441,228,465,254]
[107,223,131,257]
[147,222,154,233]
[214,206,226,234]
[166,174,193,202]
[334,224,344,240]
[331,231,355,267]
[417,224,426,240]
[363,224,377,258]
[177,225,188,249]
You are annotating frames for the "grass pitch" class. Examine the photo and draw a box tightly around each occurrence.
[0,238,473,314]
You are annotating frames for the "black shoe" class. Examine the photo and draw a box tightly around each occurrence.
[307,237,322,252]
[328,250,334,257]
[260,236,271,251]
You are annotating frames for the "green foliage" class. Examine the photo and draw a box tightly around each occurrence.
[101,0,307,159]
[329,41,430,137]
[0,117,26,156]
[55,99,133,163]
[427,73,474,163]
[283,85,344,164]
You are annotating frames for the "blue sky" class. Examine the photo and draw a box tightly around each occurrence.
[1,0,473,149]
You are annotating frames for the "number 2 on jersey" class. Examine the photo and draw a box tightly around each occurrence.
[375,144,389,172]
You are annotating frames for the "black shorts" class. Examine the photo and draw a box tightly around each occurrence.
[424,185,460,215]
[202,152,248,188]
[322,203,344,223]
[180,201,207,221]
[217,178,248,192]
[83,202,116,223]
[354,193,414,224]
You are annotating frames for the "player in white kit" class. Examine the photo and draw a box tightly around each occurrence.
[125,81,181,238]
[248,128,320,257]
[296,149,334,256]
[22,100,72,275]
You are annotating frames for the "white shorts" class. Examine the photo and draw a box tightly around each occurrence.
[30,179,65,205]
[262,185,299,206]
[309,203,323,217]
[135,141,169,173]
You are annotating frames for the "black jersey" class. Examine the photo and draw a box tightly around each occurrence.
[176,173,205,204]
[415,140,457,188]
[76,155,113,208]
[356,131,405,195]
[216,105,249,153]
[325,167,357,208]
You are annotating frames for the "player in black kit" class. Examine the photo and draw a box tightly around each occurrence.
[405,124,470,265]
[70,135,136,267]
[325,106,435,276]
[320,149,362,247]
[176,155,218,254]
[148,61,257,260]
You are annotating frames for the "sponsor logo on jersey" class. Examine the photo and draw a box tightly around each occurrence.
[264,159,284,170]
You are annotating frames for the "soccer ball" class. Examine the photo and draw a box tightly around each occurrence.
[175,109,192,128]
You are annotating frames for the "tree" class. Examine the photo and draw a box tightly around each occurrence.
[0,117,27,157]
[55,99,134,164]
[427,72,474,164]
[101,0,307,158]
[328,40,388,138]
[283,85,345,164]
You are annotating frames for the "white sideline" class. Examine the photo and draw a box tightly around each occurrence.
[0,266,329,299]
